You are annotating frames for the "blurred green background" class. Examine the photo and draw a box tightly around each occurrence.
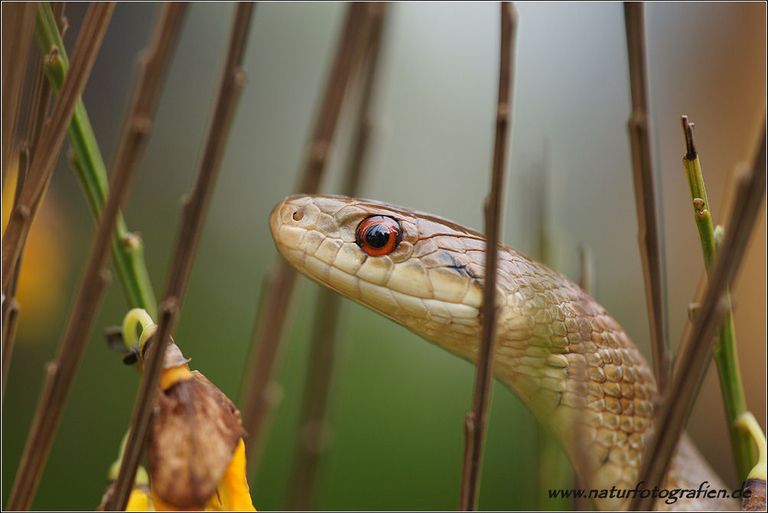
[2,2,765,510]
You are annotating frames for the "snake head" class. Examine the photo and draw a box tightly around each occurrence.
[270,194,488,356]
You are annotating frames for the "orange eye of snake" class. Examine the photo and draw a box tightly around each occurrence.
[355,216,402,257]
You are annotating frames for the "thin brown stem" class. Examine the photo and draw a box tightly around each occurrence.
[1,299,20,391]
[286,7,388,509]
[1,2,36,191]
[1,161,26,392]
[26,50,56,155]
[239,263,296,471]
[125,4,188,119]
[6,265,113,511]
[296,3,372,194]
[105,5,253,510]
[630,125,766,510]
[286,293,344,510]
[459,412,477,509]
[2,147,29,395]
[340,3,387,196]
[4,4,187,508]
[1,3,113,293]
[239,3,372,475]
[459,4,516,511]
[623,2,670,393]
[2,14,59,399]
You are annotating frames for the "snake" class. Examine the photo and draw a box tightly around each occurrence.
[269,193,738,511]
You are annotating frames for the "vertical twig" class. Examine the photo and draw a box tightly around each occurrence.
[1,301,20,391]
[5,5,116,510]
[239,261,295,458]
[1,2,36,190]
[630,126,766,510]
[286,292,343,510]
[459,4,517,510]
[295,3,372,194]
[239,2,372,474]
[1,19,58,395]
[1,3,112,293]
[7,4,186,509]
[286,6,388,509]
[623,2,670,392]
[339,4,387,196]
[679,116,755,479]
[105,4,253,510]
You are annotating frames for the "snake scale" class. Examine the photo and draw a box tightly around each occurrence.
[269,194,738,511]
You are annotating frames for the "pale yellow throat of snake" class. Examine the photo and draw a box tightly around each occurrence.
[269,194,737,511]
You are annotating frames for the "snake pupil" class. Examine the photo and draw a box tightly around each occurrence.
[365,224,390,248]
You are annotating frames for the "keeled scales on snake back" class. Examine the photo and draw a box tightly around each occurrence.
[269,194,738,511]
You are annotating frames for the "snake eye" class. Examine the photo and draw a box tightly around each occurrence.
[355,216,402,257]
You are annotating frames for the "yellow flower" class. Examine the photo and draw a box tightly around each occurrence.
[205,440,254,511]
[126,486,154,512]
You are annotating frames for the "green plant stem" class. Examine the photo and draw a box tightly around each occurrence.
[713,310,754,477]
[683,154,716,269]
[680,117,755,481]
[35,2,157,315]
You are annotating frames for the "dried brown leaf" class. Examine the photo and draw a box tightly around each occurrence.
[148,371,243,508]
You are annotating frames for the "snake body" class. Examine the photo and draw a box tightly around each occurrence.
[269,194,736,511]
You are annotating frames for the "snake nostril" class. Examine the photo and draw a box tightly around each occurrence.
[292,208,304,222]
